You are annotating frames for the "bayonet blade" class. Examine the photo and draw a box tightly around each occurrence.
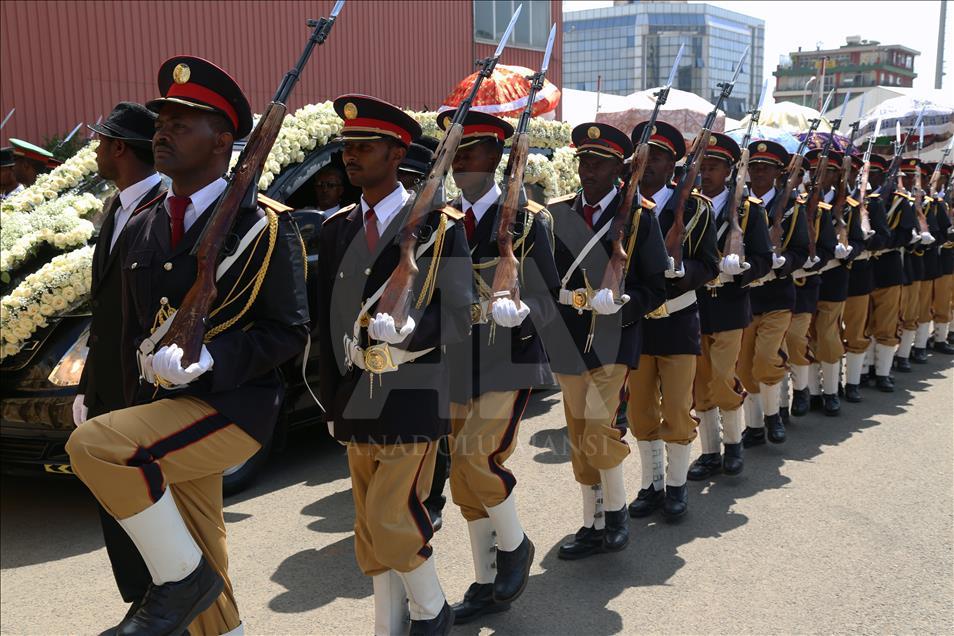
[895,122,901,145]
[756,77,769,111]
[872,117,882,141]
[0,108,13,130]
[495,4,523,58]
[540,23,556,74]
[330,0,345,18]
[838,91,851,121]
[63,121,83,143]
[857,93,866,120]
[819,89,835,117]
[665,43,686,88]
[730,46,750,84]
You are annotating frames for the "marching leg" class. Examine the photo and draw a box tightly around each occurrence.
[790,364,810,416]
[687,408,723,481]
[742,394,767,447]
[629,440,665,517]
[485,494,533,604]
[844,352,867,402]
[759,382,785,442]
[912,322,931,363]
[808,362,823,411]
[821,362,841,416]
[373,570,409,636]
[398,558,452,634]
[558,484,605,560]
[662,443,691,520]
[598,465,630,549]
[452,518,508,623]
[721,407,745,474]
[895,329,916,372]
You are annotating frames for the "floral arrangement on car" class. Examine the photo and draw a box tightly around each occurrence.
[0,246,94,359]
[0,142,99,215]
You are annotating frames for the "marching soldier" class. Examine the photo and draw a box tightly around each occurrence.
[691,133,774,476]
[735,140,809,447]
[626,120,719,516]
[542,122,668,559]
[896,159,933,369]
[73,102,166,620]
[67,56,310,636]
[911,160,943,360]
[441,110,559,622]
[928,163,954,353]
[0,146,24,199]
[317,95,473,635]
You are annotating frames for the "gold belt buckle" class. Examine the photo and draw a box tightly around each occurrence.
[364,343,397,374]
[471,303,486,325]
[645,302,669,319]
[572,289,590,310]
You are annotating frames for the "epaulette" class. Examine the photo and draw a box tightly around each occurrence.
[796,194,808,205]
[440,205,464,221]
[747,195,763,205]
[818,201,833,211]
[257,193,292,214]
[691,190,713,204]
[524,200,545,214]
[324,202,356,222]
[547,192,577,206]
[867,192,881,199]
[134,192,166,214]
[640,196,655,210]
[847,196,859,206]
[894,191,914,201]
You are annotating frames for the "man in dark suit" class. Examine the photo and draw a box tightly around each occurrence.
[72,101,165,623]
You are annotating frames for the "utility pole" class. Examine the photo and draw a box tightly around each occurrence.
[937,0,947,89]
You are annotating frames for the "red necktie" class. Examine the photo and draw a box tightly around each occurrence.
[167,195,190,249]
[365,207,379,252]
[583,203,599,229]
[464,207,477,242]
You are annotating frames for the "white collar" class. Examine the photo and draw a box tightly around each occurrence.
[755,187,776,206]
[649,185,673,212]
[320,204,341,215]
[824,188,835,204]
[582,186,618,213]
[711,187,730,217]
[361,182,409,232]
[461,182,502,223]
[165,177,228,216]
[119,173,162,211]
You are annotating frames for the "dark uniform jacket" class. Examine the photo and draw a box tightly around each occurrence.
[873,191,918,289]
[541,189,668,374]
[819,195,868,303]
[697,191,773,334]
[317,198,473,444]
[79,182,164,417]
[793,199,837,315]
[847,191,891,297]
[119,189,310,445]
[936,197,954,276]
[642,189,719,356]
[750,188,810,315]
[445,195,560,403]
[920,196,946,281]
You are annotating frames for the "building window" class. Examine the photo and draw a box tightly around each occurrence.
[474,0,551,50]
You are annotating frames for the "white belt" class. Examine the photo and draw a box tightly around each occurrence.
[855,250,871,261]
[872,247,900,258]
[559,288,594,313]
[647,290,696,318]
[344,335,433,374]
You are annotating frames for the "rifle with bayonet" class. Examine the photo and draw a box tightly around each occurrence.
[598,43,685,301]
[912,121,930,233]
[158,0,346,365]
[880,108,926,206]
[929,137,954,227]
[374,5,522,328]
[854,116,882,238]
[667,46,749,270]
[831,92,858,248]
[489,22,555,310]
[802,91,843,262]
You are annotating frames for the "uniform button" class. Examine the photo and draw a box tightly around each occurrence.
[131,262,138,269]
[364,268,371,275]
[339,272,344,278]
[164,262,173,271]
[160,297,169,305]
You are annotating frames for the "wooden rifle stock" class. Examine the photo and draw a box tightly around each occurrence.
[724,146,749,260]
[490,133,530,303]
[912,170,929,233]
[599,142,650,297]
[804,151,832,261]
[856,158,872,237]
[831,153,852,247]
[770,153,805,253]
[668,132,711,269]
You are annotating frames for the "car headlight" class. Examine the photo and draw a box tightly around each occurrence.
[48,325,90,387]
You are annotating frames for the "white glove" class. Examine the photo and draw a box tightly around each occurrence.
[368,313,415,345]
[72,394,88,426]
[719,254,749,276]
[863,229,876,240]
[920,231,935,245]
[491,298,530,328]
[664,259,685,279]
[834,243,853,259]
[772,254,787,270]
[151,344,214,386]
[590,288,629,315]
[804,255,822,269]
[910,228,921,244]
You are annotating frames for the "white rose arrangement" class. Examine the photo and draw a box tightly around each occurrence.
[0,142,99,215]
[443,147,579,202]
[0,245,94,359]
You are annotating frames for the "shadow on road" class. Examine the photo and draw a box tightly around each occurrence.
[269,536,370,613]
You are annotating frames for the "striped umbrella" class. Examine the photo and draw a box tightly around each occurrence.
[725,125,800,154]
[440,64,561,120]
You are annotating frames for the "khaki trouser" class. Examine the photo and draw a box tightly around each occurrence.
[811,300,845,364]
[627,354,697,445]
[899,282,920,331]
[348,441,437,576]
[739,310,792,392]
[695,329,745,412]
[66,397,261,636]
[869,285,901,346]
[933,273,953,323]
[917,278,934,323]
[449,390,531,522]
[843,294,870,354]
[785,312,814,366]
[555,365,631,486]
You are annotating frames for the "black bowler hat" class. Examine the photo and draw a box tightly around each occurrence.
[334,94,422,147]
[400,135,439,175]
[88,102,157,147]
[147,56,253,138]
[868,154,889,173]
[437,109,514,149]
[701,132,741,164]
[572,122,632,161]
[631,120,686,161]
[748,139,789,168]
[806,148,844,169]
[0,147,13,167]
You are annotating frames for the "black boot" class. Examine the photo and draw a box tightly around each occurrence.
[116,558,222,636]
[875,375,895,392]
[452,583,509,625]
[99,601,145,636]
[765,414,786,444]
[790,388,810,416]
[628,484,664,518]
[844,383,862,402]
[823,393,840,416]
[948,332,954,346]
[911,347,928,363]
[493,535,533,603]
[741,426,766,448]
[809,394,824,411]
[859,368,871,387]
[557,526,605,561]
[933,340,954,354]
[722,443,744,475]
[894,356,912,372]
[662,485,688,520]
[602,507,630,551]
[410,602,454,636]
[686,453,723,481]
[779,406,791,426]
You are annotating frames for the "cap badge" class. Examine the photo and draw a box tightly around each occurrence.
[708,137,717,146]
[172,63,191,85]
[587,126,601,140]
[757,142,767,152]
[343,102,358,120]
[651,125,657,135]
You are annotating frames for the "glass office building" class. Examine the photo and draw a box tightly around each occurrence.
[563,1,765,118]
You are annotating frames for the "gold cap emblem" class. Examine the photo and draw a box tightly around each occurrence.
[757,142,768,152]
[587,126,601,139]
[708,137,718,146]
[172,63,191,85]
[651,125,657,136]
[343,102,358,120]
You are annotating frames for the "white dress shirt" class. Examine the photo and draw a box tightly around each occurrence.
[824,188,835,204]
[581,186,618,226]
[461,182,502,224]
[110,172,162,252]
[361,182,410,236]
[648,185,672,217]
[320,204,340,216]
[711,187,730,219]
[756,187,776,208]
[164,177,228,235]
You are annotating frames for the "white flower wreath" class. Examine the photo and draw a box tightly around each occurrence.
[0,142,100,215]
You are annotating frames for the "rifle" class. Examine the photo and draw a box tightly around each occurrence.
[599,43,685,300]
[158,1,346,365]
[854,116,883,238]
[375,5,522,328]
[490,23,556,306]
[912,121,929,233]
[667,46,749,270]
[767,88,834,253]
[929,137,954,226]
[880,107,926,204]
[724,78,769,263]
[831,92,857,248]
[802,91,845,261]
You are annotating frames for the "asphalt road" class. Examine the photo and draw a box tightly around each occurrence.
[2,358,952,635]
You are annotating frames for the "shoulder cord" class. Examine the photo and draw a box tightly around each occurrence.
[414,214,447,310]
[782,203,799,251]
[623,205,644,274]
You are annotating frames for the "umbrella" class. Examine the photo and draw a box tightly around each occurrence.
[739,101,832,134]
[725,124,800,154]
[440,64,561,120]
[856,92,954,150]
[796,131,852,153]
[595,87,724,138]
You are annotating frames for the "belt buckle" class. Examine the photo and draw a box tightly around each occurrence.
[572,289,590,311]
[471,303,487,325]
[364,343,398,374]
